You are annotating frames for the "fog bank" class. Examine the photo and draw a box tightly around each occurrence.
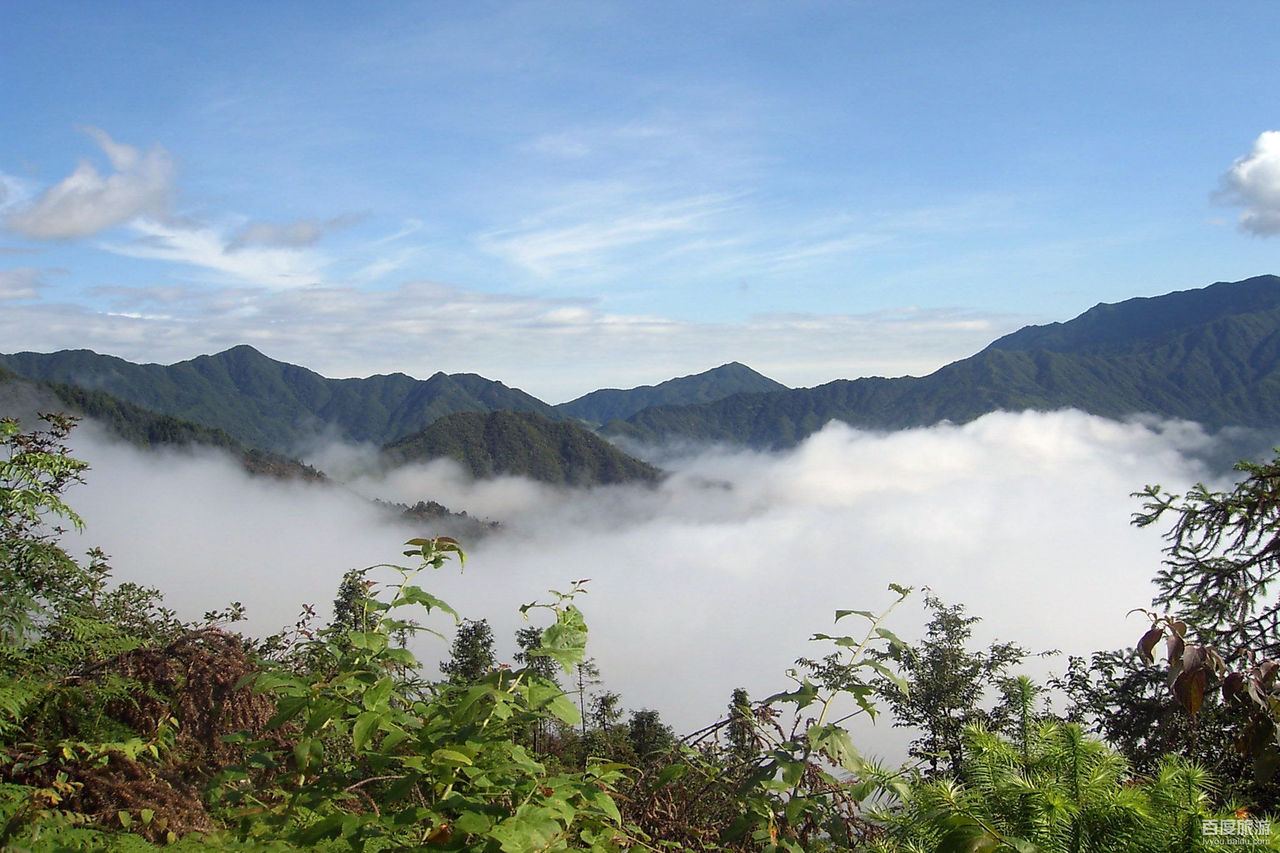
[61,411,1257,752]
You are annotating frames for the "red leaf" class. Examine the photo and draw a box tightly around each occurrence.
[1137,628,1163,664]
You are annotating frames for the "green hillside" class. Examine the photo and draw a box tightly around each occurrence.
[384,410,662,485]
[607,275,1280,448]
[0,345,559,453]
[0,370,325,481]
[555,362,787,425]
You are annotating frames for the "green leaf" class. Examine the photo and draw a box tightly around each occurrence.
[362,676,394,711]
[874,626,908,651]
[433,748,474,766]
[536,605,589,675]
[834,609,876,623]
[353,710,380,752]
[346,630,388,653]
[763,679,819,709]
[937,820,1002,853]
[864,658,910,695]
[656,763,688,786]
[396,584,461,622]
[296,814,346,844]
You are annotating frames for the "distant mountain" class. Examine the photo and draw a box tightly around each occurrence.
[383,410,662,486]
[606,275,1280,448]
[0,345,558,453]
[556,362,788,425]
[0,369,325,482]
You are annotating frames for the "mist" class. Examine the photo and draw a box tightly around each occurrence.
[61,410,1259,757]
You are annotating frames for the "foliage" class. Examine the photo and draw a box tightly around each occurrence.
[211,538,646,852]
[872,595,1029,776]
[9,411,1280,851]
[869,718,1247,853]
[725,688,755,762]
[705,584,917,852]
[1134,457,1280,661]
[1132,454,1280,791]
[439,618,497,684]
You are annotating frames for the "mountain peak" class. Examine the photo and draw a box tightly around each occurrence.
[556,362,787,425]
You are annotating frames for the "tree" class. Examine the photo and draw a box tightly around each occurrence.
[627,709,674,762]
[1135,457,1280,661]
[870,719,1227,853]
[514,625,559,753]
[330,569,377,633]
[514,625,559,684]
[1133,455,1280,788]
[572,657,601,737]
[725,687,756,761]
[439,617,495,684]
[0,413,90,646]
[873,594,1028,776]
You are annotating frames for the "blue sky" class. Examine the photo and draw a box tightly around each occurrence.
[2,1,1279,402]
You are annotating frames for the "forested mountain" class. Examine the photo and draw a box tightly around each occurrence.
[555,362,787,426]
[0,345,558,453]
[0,368,325,481]
[10,275,1280,456]
[607,275,1280,448]
[383,410,662,486]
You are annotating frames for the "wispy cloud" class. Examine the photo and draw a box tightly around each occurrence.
[103,218,329,289]
[1217,131,1280,236]
[480,192,736,279]
[4,128,174,240]
[228,214,363,250]
[0,267,48,300]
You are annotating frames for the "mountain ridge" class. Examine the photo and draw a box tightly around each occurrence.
[555,361,787,425]
[8,275,1280,454]
[383,410,662,486]
[606,275,1280,447]
[0,345,559,453]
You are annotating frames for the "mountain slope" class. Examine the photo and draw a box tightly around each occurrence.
[0,369,325,481]
[384,410,662,486]
[607,275,1280,448]
[556,362,788,425]
[0,345,558,452]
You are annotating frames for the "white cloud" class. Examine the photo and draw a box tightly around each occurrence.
[1217,131,1280,236]
[63,411,1246,745]
[0,267,45,300]
[4,128,174,240]
[104,218,328,288]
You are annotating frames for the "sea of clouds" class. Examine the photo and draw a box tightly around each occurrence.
[61,410,1269,759]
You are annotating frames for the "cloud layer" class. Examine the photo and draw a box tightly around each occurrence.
[61,410,1248,747]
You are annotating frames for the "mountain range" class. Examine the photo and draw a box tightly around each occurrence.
[607,275,1280,447]
[6,274,1280,473]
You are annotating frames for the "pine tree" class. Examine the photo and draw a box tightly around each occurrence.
[440,618,495,684]
[726,687,756,761]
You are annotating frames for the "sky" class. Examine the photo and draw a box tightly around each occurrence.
[3,2,1280,402]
